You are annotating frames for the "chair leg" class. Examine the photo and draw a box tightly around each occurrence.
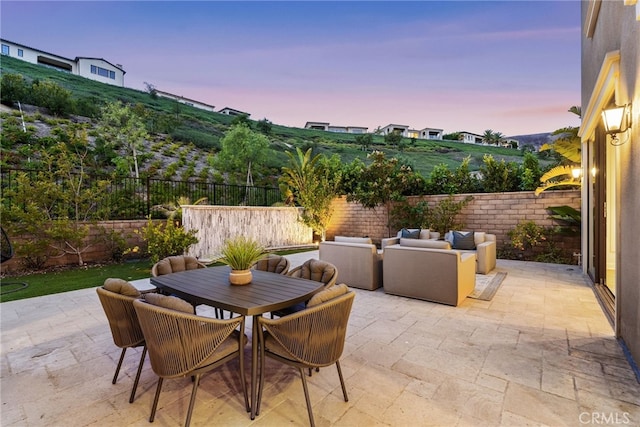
[336,361,348,402]
[129,346,147,403]
[298,367,316,427]
[113,348,127,384]
[149,377,163,423]
[185,374,201,427]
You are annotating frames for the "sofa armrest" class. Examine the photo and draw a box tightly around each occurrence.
[381,237,400,250]
[319,241,382,290]
[476,240,496,274]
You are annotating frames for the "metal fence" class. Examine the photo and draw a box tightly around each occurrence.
[0,168,283,220]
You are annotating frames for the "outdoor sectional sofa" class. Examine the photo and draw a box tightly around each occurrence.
[319,236,383,290]
[382,241,476,306]
[382,229,496,274]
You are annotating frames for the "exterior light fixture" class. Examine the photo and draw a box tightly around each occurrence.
[601,104,632,143]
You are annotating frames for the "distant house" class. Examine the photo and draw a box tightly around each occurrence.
[155,90,215,112]
[420,127,444,140]
[218,107,250,117]
[305,121,330,131]
[327,125,348,133]
[346,126,368,134]
[304,121,368,134]
[459,131,484,144]
[501,138,520,149]
[0,39,125,87]
[380,124,410,137]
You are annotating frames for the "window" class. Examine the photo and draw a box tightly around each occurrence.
[17,49,23,57]
[91,64,116,79]
[1,44,9,55]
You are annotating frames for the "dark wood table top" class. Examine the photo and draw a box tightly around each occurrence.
[150,266,325,316]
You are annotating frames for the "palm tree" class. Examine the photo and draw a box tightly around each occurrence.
[535,106,582,196]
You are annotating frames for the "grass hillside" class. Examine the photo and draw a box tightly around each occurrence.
[1,55,529,180]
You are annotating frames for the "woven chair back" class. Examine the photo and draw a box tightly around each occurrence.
[133,300,243,378]
[260,291,354,367]
[96,287,145,349]
[254,254,290,275]
[288,259,337,288]
[151,255,205,277]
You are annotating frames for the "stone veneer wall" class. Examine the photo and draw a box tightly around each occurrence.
[326,190,581,260]
[182,205,313,261]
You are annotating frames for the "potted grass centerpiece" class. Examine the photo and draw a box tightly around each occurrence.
[218,236,267,285]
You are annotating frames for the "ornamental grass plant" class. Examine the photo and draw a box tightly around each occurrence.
[218,236,267,271]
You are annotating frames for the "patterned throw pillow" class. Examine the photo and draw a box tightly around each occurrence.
[452,231,476,250]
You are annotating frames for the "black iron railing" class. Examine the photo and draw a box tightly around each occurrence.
[0,168,282,220]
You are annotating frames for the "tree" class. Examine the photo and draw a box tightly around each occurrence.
[97,101,149,178]
[256,118,272,135]
[31,80,74,116]
[354,133,373,151]
[279,148,341,240]
[519,151,542,191]
[480,154,520,192]
[535,106,582,196]
[216,123,269,186]
[143,81,158,99]
[344,151,424,237]
[384,131,402,147]
[0,73,28,107]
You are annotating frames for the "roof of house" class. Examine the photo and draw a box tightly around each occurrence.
[155,90,215,109]
[0,39,125,74]
[218,107,250,115]
[75,57,126,73]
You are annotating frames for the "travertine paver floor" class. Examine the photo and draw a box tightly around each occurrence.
[1,255,639,426]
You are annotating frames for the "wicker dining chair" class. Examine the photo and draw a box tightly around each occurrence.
[96,280,147,404]
[151,255,206,277]
[271,259,338,318]
[257,284,355,427]
[253,254,290,275]
[133,297,249,427]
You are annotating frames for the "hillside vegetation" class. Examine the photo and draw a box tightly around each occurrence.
[1,55,530,182]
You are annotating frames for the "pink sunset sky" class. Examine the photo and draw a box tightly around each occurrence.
[1,1,582,136]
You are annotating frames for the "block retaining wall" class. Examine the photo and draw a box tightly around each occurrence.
[326,190,581,261]
[2,219,153,273]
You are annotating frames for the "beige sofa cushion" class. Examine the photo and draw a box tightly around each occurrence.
[335,236,372,244]
[399,238,451,249]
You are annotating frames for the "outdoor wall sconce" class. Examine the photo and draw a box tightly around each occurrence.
[602,104,632,144]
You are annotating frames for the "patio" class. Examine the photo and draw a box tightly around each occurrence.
[1,253,639,426]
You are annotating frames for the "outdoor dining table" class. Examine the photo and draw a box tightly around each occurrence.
[149,265,325,420]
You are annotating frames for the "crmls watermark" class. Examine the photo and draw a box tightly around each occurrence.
[579,412,631,425]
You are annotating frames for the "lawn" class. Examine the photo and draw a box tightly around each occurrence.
[0,248,317,303]
[0,259,153,303]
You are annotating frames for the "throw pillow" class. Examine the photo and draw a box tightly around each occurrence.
[307,283,349,307]
[103,278,141,298]
[401,228,421,239]
[452,231,476,250]
[143,292,194,314]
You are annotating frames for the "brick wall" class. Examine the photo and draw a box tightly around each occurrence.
[326,190,581,260]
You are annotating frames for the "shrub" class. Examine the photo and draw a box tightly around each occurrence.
[139,218,199,263]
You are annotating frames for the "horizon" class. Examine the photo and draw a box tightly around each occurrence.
[0,1,582,136]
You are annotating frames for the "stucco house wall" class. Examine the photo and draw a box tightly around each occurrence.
[580,0,639,372]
